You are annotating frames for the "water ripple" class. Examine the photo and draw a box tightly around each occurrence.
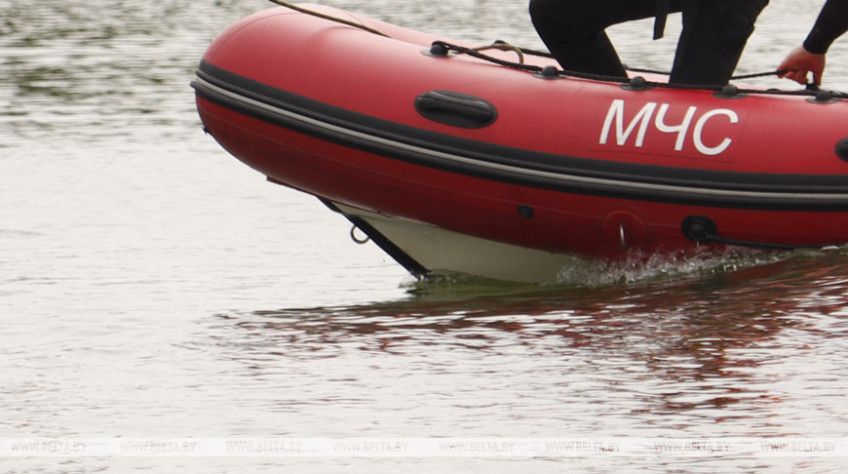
[195,253,848,443]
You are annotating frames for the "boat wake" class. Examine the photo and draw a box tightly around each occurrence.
[553,247,792,288]
[404,245,848,294]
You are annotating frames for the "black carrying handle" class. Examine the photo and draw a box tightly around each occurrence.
[414,90,497,128]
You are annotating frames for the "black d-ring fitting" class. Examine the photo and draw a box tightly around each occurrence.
[540,65,559,79]
[681,215,719,243]
[811,88,836,103]
[427,42,449,57]
[621,76,651,91]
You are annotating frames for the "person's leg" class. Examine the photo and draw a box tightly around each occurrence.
[670,0,769,85]
[529,0,660,77]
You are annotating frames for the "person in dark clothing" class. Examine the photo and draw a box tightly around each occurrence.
[528,0,770,86]
[778,0,848,85]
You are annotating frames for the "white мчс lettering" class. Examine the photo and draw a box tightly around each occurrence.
[692,108,738,155]
[599,99,738,156]
[599,100,657,147]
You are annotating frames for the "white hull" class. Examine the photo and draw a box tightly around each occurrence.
[333,203,587,283]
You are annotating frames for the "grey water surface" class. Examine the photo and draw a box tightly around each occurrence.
[2,0,848,472]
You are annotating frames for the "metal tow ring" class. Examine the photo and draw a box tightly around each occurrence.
[350,225,370,244]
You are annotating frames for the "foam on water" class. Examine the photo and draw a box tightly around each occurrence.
[554,247,794,288]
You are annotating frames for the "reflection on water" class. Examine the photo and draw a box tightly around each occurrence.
[207,251,848,443]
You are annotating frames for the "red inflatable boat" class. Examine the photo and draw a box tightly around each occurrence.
[193,3,848,283]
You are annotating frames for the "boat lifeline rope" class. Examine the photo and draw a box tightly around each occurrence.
[265,0,389,37]
[430,40,769,87]
[430,39,847,99]
[265,0,845,99]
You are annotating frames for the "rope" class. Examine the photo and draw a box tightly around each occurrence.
[627,66,786,80]
[435,40,848,98]
[264,1,845,98]
[265,0,389,37]
[473,40,526,65]
[430,41,547,74]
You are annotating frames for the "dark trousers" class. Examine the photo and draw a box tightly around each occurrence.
[528,0,769,85]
